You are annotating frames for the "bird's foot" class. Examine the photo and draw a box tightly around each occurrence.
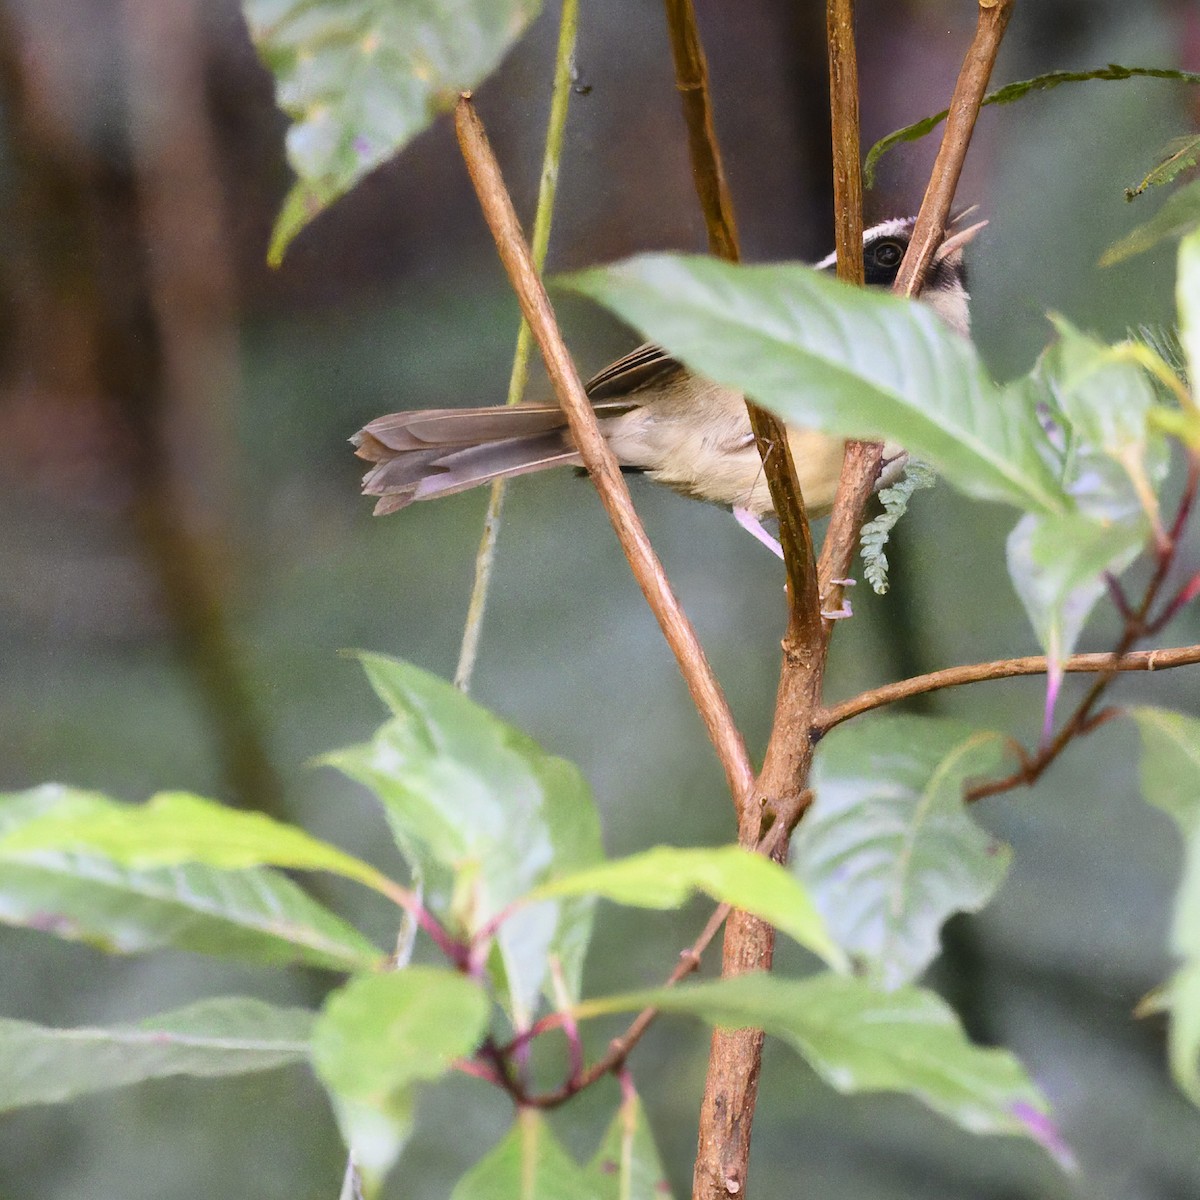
[733,507,783,558]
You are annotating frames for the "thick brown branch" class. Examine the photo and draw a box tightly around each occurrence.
[819,645,1200,731]
[453,96,754,803]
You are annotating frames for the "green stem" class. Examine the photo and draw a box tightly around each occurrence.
[454,0,579,692]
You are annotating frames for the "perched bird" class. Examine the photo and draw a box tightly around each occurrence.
[352,214,985,550]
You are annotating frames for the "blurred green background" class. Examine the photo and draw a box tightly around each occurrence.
[2,0,1199,1196]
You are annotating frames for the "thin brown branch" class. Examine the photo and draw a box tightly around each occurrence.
[506,799,807,1109]
[453,95,754,803]
[661,0,820,630]
[892,0,1014,300]
[818,645,1200,731]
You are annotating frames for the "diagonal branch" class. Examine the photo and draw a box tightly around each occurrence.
[453,95,754,803]
[818,644,1200,731]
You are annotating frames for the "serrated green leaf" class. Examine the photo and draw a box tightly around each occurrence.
[530,844,845,971]
[575,973,1070,1166]
[0,997,312,1112]
[0,786,382,971]
[1130,707,1200,1105]
[452,1110,598,1200]
[586,1092,675,1200]
[562,255,1065,515]
[242,0,542,262]
[0,787,398,900]
[326,654,602,1024]
[865,65,1200,188]
[793,718,1010,989]
[1102,176,1200,265]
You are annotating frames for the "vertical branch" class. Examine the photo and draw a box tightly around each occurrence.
[454,96,754,803]
[661,0,819,625]
[455,0,580,693]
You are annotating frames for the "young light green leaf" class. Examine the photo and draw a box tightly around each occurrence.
[0,787,383,971]
[793,718,1010,989]
[1177,228,1200,394]
[452,1110,598,1200]
[1006,511,1144,669]
[326,653,603,1023]
[586,1091,675,1200]
[0,997,312,1111]
[575,973,1070,1167]
[333,1094,415,1200]
[865,65,1200,188]
[529,844,846,970]
[1101,176,1200,265]
[860,460,936,594]
[0,788,400,899]
[1130,707,1200,1104]
[243,0,542,263]
[562,255,1066,515]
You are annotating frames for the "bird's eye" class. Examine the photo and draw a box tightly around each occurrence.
[871,240,904,268]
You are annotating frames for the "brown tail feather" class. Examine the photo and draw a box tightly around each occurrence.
[356,401,595,513]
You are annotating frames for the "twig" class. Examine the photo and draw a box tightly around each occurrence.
[495,804,805,1108]
[453,96,754,802]
[818,644,1200,731]
[455,0,580,693]
[661,0,819,635]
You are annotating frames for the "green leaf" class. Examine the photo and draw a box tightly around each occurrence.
[313,966,488,1184]
[0,787,383,971]
[0,787,399,899]
[586,1091,675,1200]
[1126,134,1200,199]
[530,844,845,971]
[1130,707,1200,1104]
[0,997,312,1112]
[562,255,1066,515]
[1006,511,1143,668]
[326,654,603,1023]
[243,0,542,263]
[793,718,1010,989]
[1101,177,1200,265]
[575,973,1071,1166]
[452,1111,598,1200]
[865,65,1200,187]
[1177,228,1200,394]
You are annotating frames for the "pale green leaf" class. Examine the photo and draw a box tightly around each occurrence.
[0,997,312,1111]
[576,973,1070,1166]
[562,255,1066,514]
[794,718,1010,989]
[243,0,542,262]
[1006,511,1144,666]
[452,1111,598,1200]
[1177,229,1200,393]
[1130,707,1200,1105]
[586,1092,675,1200]
[1101,176,1200,265]
[530,844,846,970]
[326,654,603,1023]
[0,787,397,898]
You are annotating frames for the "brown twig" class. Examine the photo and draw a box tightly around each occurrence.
[661,0,819,629]
[453,95,754,803]
[818,645,1200,731]
[490,799,807,1109]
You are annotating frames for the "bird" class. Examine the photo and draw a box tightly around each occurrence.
[352,214,985,553]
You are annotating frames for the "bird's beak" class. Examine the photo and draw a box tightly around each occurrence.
[934,218,988,263]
